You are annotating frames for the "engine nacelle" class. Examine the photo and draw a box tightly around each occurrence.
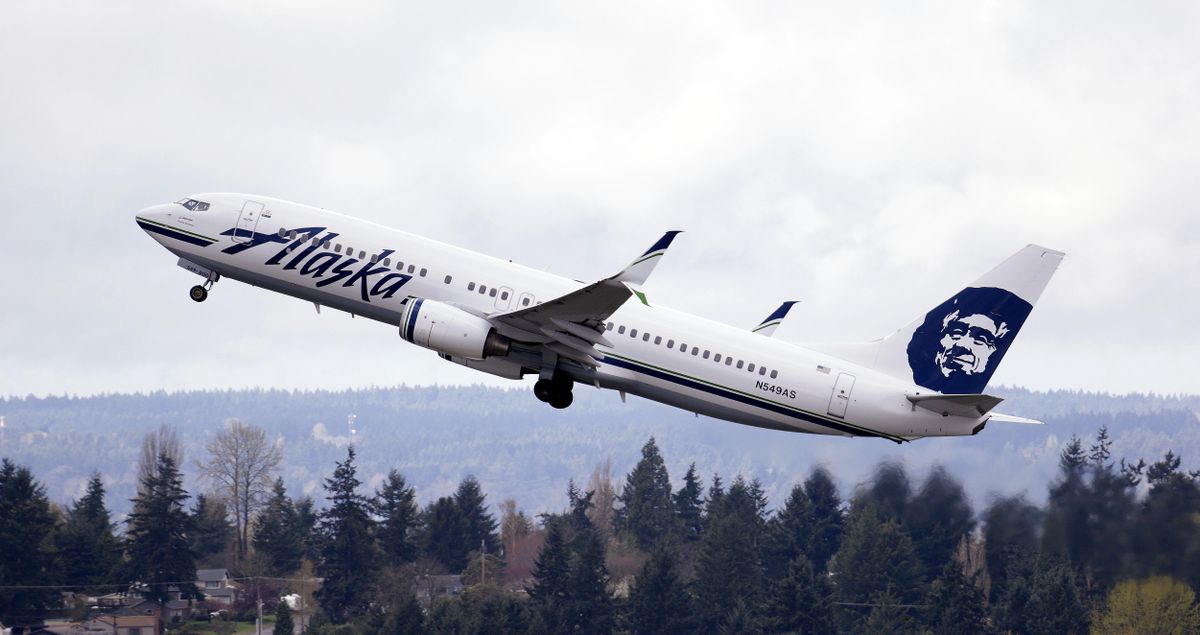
[399,298,511,360]
[439,354,526,380]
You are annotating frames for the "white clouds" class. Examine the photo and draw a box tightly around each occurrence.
[0,1,1197,396]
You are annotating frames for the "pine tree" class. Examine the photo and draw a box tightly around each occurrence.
[766,554,834,635]
[454,475,499,556]
[564,524,613,634]
[190,494,234,562]
[294,495,321,561]
[804,466,844,572]
[423,496,469,572]
[981,495,1041,605]
[57,473,119,587]
[0,459,60,625]
[315,446,380,623]
[274,599,295,635]
[1135,452,1200,591]
[124,452,200,603]
[766,482,813,579]
[1042,435,1092,567]
[694,477,767,629]
[617,437,674,549]
[627,548,695,635]
[922,560,987,634]
[1025,559,1088,635]
[904,465,975,582]
[830,502,924,632]
[863,586,916,634]
[375,469,420,566]
[253,478,303,575]
[527,519,571,633]
[672,463,704,541]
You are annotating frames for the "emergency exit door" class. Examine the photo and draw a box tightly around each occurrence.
[827,372,856,418]
[232,200,264,244]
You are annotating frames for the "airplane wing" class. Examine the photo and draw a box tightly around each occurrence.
[752,301,800,336]
[490,231,683,368]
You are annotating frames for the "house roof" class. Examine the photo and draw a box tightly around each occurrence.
[196,568,229,583]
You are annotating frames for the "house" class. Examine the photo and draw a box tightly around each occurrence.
[195,569,239,606]
[92,600,164,635]
[416,574,464,607]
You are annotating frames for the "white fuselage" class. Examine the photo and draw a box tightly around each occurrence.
[137,194,989,442]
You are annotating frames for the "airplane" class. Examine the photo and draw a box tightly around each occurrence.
[136,194,1063,442]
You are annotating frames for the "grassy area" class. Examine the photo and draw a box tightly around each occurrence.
[169,616,275,634]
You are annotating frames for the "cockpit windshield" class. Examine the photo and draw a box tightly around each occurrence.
[176,198,210,212]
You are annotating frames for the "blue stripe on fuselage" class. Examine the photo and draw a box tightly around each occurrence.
[137,220,215,247]
[601,355,898,441]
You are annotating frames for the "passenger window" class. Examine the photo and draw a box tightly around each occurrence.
[654,336,662,345]
[489,288,497,297]
[468,282,476,291]
[384,258,391,266]
[408,265,416,274]
[606,322,614,331]
[737,360,744,369]
[501,291,509,300]
[703,350,710,359]
[335,244,342,253]
[396,261,405,270]
[359,250,366,259]
[618,326,626,334]
[714,353,722,362]
[667,339,675,348]
[479,285,487,294]
[322,240,331,249]
[630,329,638,338]
[748,363,756,372]
[643,333,650,342]
[691,347,699,356]
[725,357,733,366]
[759,367,767,376]
[370,255,379,264]
[680,342,686,352]
[522,297,531,306]
[420,268,427,277]
[279,228,287,237]
[445,275,453,284]
[312,237,320,245]
[770,370,778,379]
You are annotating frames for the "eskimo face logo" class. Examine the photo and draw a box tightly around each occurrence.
[906,287,1032,394]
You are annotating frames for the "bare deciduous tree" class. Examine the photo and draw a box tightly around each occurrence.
[138,425,183,492]
[586,456,617,542]
[197,419,283,560]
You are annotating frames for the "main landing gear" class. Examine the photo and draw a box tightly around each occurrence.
[534,374,574,409]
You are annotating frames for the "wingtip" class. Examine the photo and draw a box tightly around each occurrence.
[641,230,685,257]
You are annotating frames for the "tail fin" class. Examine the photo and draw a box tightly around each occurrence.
[873,244,1064,394]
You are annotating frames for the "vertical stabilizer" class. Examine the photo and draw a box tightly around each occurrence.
[871,244,1065,394]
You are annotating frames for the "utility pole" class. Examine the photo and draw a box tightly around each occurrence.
[256,577,263,635]
[481,538,486,585]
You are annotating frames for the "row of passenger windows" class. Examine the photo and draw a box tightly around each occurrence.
[605,322,780,380]
[279,227,536,307]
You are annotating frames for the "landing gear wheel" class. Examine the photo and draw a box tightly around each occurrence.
[534,379,553,403]
[189,285,208,303]
[549,391,573,409]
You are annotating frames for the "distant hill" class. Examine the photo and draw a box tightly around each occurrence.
[1,385,1197,520]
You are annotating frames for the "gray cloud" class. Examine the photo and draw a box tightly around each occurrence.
[1,1,1196,396]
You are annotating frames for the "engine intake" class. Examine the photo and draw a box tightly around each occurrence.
[399,298,510,360]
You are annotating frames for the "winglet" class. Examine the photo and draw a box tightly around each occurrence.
[615,231,683,286]
[752,301,800,336]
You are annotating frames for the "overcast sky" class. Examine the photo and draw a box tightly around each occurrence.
[1,1,1197,398]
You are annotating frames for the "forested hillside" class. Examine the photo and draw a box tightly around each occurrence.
[0,385,1197,519]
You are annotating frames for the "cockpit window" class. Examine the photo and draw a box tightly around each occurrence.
[176,198,210,212]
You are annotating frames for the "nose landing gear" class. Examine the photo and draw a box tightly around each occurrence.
[534,374,574,409]
[189,272,220,303]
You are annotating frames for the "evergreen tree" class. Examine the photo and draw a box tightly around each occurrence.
[766,554,834,635]
[423,496,469,572]
[922,560,987,635]
[274,599,295,635]
[374,469,421,565]
[253,478,303,575]
[766,482,813,579]
[863,586,916,634]
[617,437,674,549]
[1042,435,1092,567]
[627,548,695,635]
[190,494,234,562]
[454,475,499,556]
[1025,559,1089,635]
[564,523,614,634]
[124,452,200,603]
[316,446,380,623]
[830,502,924,632]
[694,477,767,629]
[0,459,60,625]
[804,466,844,572]
[672,463,704,541]
[904,465,975,582]
[1134,452,1200,591]
[295,495,322,561]
[981,495,1041,605]
[527,519,571,633]
[57,473,119,587]
[993,552,1036,635]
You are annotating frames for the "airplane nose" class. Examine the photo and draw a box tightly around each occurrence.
[135,203,173,225]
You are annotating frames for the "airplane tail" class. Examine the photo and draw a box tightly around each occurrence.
[868,244,1064,394]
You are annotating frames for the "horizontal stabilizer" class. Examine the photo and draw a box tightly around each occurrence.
[906,393,1004,418]
[988,412,1044,425]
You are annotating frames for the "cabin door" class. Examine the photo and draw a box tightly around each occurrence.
[233,200,264,244]
[827,372,856,418]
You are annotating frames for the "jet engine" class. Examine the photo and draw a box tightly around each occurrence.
[399,298,511,360]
